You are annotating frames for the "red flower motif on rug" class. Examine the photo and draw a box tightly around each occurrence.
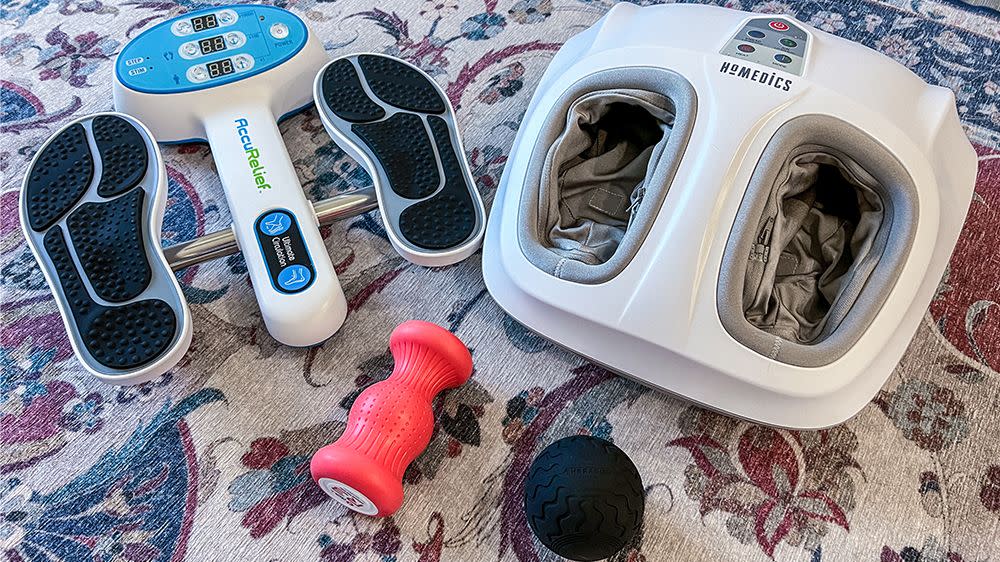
[668,407,859,557]
[929,145,1000,373]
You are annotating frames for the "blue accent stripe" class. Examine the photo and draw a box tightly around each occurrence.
[115,4,309,95]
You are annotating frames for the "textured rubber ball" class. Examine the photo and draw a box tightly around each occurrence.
[523,435,644,561]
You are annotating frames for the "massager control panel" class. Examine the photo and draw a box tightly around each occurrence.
[115,5,307,93]
[720,17,807,76]
[254,210,316,294]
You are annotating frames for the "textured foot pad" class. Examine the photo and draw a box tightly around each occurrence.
[44,228,175,369]
[352,114,439,200]
[320,59,385,123]
[317,54,484,260]
[398,117,477,249]
[356,54,447,114]
[67,189,151,303]
[23,124,94,231]
[93,114,148,197]
[20,115,188,381]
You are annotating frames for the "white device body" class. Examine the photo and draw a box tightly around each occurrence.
[483,3,977,428]
[114,8,346,346]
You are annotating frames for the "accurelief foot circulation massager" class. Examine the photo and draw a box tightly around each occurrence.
[112,5,346,351]
[483,3,977,428]
[20,5,482,384]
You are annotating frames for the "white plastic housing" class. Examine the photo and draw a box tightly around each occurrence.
[483,3,977,428]
[113,12,346,347]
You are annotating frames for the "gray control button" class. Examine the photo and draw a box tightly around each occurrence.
[270,23,288,39]
[188,66,208,82]
[233,54,253,70]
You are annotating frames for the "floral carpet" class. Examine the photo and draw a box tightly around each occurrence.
[2,0,999,561]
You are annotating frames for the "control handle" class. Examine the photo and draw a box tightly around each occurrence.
[202,104,346,345]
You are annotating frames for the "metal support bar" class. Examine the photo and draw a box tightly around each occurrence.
[164,187,379,271]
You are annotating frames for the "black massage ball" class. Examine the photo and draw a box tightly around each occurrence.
[523,435,644,561]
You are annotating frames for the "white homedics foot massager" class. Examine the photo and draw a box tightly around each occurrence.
[483,3,977,428]
[20,5,483,384]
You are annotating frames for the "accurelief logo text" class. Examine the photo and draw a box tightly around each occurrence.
[235,118,270,190]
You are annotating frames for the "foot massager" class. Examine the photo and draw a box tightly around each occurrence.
[20,5,483,384]
[483,3,977,428]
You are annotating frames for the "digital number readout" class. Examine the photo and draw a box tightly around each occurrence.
[198,35,226,55]
[206,58,234,78]
[191,14,218,32]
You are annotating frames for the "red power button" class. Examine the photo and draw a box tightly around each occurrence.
[769,20,790,31]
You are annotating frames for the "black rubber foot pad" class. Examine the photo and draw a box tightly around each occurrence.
[21,114,185,376]
[318,54,482,257]
[398,117,476,249]
[67,189,151,303]
[357,54,447,114]
[93,115,148,197]
[321,59,386,123]
[44,227,176,370]
[352,113,439,200]
[24,124,94,231]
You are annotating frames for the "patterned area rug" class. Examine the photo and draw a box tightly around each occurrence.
[2,0,999,561]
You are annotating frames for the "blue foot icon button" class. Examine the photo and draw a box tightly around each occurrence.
[259,211,291,236]
[277,264,312,292]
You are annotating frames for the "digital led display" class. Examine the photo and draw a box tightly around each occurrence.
[191,13,218,32]
[206,58,234,78]
[199,35,226,55]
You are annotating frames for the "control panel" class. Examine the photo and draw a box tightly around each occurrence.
[115,5,307,94]
[720,16,808,76]
[254,209,315,294]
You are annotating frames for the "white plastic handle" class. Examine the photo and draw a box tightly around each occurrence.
[203,104,346,346]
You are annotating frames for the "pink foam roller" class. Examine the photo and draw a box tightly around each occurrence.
[310,320,473,516]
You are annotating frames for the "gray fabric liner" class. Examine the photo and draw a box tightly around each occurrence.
[718,115,919,367]
[742,149,886,344]
[542,90,672,268]
[518,68,697,283]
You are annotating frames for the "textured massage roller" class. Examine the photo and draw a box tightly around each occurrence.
[19,5,484,385]
[310,320,473,516]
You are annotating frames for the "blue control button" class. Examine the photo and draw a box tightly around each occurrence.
[259,211,291,236]
[747,30,766,39]
[277,264,311,292]
[774,53,793,64]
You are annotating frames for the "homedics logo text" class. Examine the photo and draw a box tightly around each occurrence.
[720,61,792,91]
